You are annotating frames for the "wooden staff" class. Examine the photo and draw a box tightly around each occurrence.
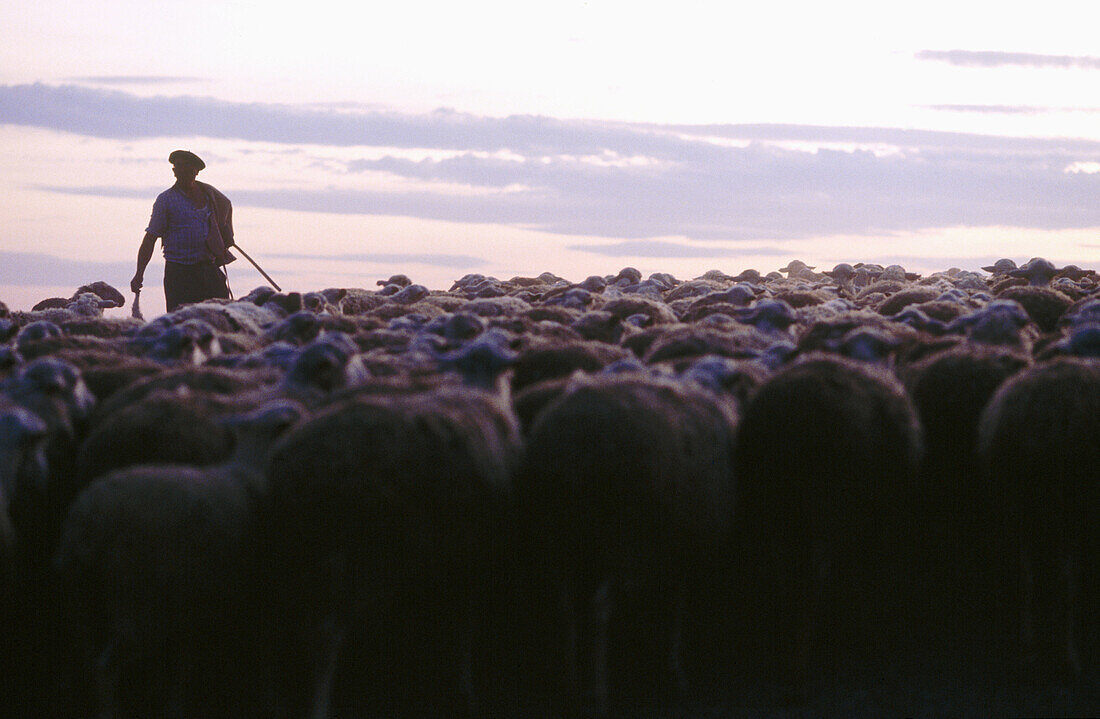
[233,242,282,291]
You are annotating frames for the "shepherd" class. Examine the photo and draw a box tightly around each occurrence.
[131,150,236,312]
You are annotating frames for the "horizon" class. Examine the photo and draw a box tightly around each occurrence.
[2,1,1098,317]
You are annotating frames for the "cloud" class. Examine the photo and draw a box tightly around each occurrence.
[0,83,694,158]
[923,104,1100,115]
[267,252,487,269]
[568,241,788,258]
[923,105,1051,114]
[655,122,1100,154]
[915,50,1100,70]
[0,251,132,287]
[10,84,1100,244]
[7,83,1100,159]
[65,76,209,86]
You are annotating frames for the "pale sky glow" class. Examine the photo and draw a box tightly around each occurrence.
[1,0,1098,316]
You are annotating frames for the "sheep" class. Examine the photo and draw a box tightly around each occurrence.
[73,281,126,309]
[681,285,756,317]
[263,291,306,315]
[58,317,145,339]
[64,292,121,318]
[680,354,768,409]
[607,266,642,287]
[23,349,163,404]
[31,297,69,312]
[778,260,821,281]
[771,289,831,309]
[0,317,16,344]
[370,299,447,323]
[665,279,725,302]
[598,295,678,326]
[732,354,922,696]
[982,258,1019,276]
[262,311,326,346]
[729,268,763,284]
[881,264,921,282]
[126,317,224,365]
[1,358,97,568]
[875,287,941,316]
[541,286,599,311]
[514,374,738,715]
[14,320,63,348]
[463,296,533,318]
[680,300,750,324]
[75,388,243,487]
[899,343,1031,640]
[642,325,776,366]
[1008,257,1060,286]
[427,328,518,390]
[728,298,798,336]
[262,383,520,718]
[796,311,914,355]
[0,400,49,601]
[907,299,969,324]
[0,359,97,714]
[14,333,123,361]
[0,345,23,380]
[55,400,306,719]
[947,299,1037,350]
[1061,297,1100,330]
[387,283,430,304]
[995,285,1073,333]
[1038,323,1100,360]
[173,299,285,335]
[977,358,1100,682]
[523,305,579,326]
[337,289,386,315]
[698,269,736,282]
[510,339,631,392]
[90,364,277,424]
[511,376,573,436]
[1054,265,1097,283]
[571,311,628,344]
[302,291,339,314]
[823,262,856,287]
[279,334,370,404]
[855,280,907,304]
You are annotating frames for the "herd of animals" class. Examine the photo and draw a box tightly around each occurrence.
[0,256,1098,718]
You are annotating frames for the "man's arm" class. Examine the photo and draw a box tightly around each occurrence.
[206,183,234,247]
[131,232,158,293]
[222,197,234,247]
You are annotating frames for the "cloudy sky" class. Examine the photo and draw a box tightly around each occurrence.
[1,0,1098,316]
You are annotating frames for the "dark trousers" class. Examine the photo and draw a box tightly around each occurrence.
[163,260,230,312]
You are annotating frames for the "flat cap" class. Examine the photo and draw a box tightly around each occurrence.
[168,149,205,170]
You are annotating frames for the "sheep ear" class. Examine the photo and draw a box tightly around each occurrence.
[492,369,514,407]
[564,370,594,391]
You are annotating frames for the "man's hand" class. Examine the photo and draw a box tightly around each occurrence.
[134,232,156,294]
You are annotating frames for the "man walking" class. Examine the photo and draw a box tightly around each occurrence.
[131,150,236,312]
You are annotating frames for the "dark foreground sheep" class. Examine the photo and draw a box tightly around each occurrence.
[514,374,738,715]
[0,400,48,601]
[262,384,520,718]
[977,357,1100,682]
[54,401,305,719]
[733,354,922,696]
[900,343,1031,642]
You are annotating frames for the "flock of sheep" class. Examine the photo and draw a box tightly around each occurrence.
[1,257,1098,718]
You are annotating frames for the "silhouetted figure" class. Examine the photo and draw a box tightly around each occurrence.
[131,150,236,312]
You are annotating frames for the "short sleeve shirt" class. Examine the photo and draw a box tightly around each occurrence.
[146,187,213,264]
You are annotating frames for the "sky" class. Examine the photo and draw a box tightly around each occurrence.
[1,1,1098,317]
